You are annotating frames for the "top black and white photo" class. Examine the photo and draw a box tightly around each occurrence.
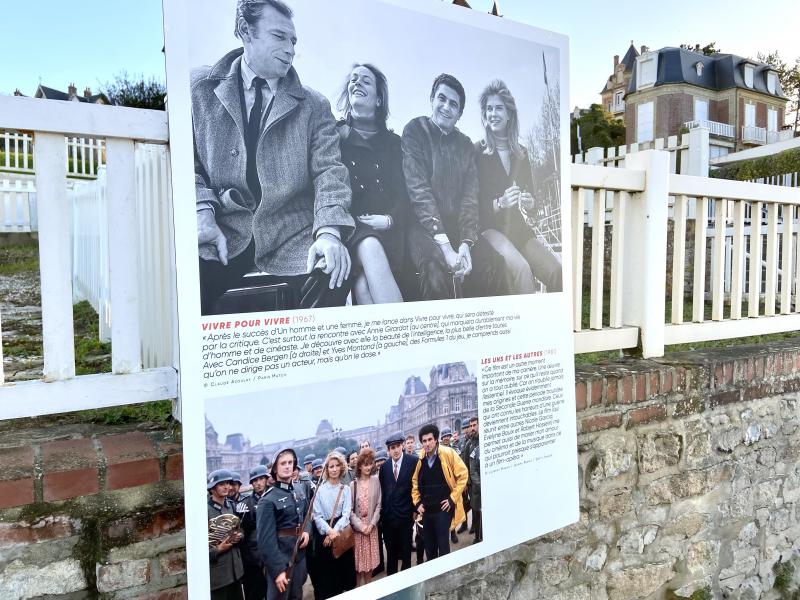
[187,0,564,315]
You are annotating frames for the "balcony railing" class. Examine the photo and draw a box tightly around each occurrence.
[742,125,767,144]
[684,119,735,139]
[610,101,625,113]
[767,129,794,145]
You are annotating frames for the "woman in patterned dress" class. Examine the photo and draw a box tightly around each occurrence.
[350,448,382,586]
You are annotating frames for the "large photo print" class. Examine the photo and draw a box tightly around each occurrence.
[188,0,563,316]
[205,363,482,599]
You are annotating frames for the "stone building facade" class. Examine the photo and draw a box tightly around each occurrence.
[205,362,478,473]
[600,42,641,120]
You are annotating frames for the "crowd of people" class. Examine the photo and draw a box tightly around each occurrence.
[194,0,562,315]
[207,417,482,600]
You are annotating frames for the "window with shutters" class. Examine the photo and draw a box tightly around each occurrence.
[637,101,654,143]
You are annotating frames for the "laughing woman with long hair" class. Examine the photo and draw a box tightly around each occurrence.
[475,80,562,293]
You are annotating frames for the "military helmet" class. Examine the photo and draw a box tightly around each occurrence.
[207,469,235,490]
[385,431,405,447]
[311,458,324,470]
[270,448,298,478]
[229,471,244,485]
[333,446,347,456]
[249,465,269,482]
[303,453,316,465]
[375,449,389,462]
[441,427,452,438]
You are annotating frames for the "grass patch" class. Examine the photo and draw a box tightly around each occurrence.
[0,243,39,275]
[73,300,111,375]
[77,400,174,426]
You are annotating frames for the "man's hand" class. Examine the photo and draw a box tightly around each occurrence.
[456,243,472,277]
[306,232,351,289]
[197,209,228,264]
[364,524,374,535]
[299,531,310,549]
[230,532,243,544]
[216,538,234,554]
[440,498,452,512]
[358,214,391,231]
[417,504,426,515]
[519,191,535,211]
[275,572,289,593]
[439,243,461,273]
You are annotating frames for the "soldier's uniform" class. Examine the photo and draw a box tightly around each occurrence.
[208,483,244,599]
[468,436,482,543]
[257,480,312,600]
[236,466,268,600]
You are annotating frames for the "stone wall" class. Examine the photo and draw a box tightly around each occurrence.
[424,339,800,599]
[0,426,186,599]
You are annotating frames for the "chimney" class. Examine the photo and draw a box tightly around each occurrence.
[13,88,23,96]
[68,83,77,98]
[694,44,701,52]
[641,45,648,54]
[614,55,620,68]
[84,87,92,98]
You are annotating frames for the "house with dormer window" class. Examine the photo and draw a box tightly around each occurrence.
[600,42,643,120]
[623,47,789,158]
[15,83,110,105]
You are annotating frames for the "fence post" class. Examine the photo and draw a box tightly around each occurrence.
[686,126,709,177]
[622,150,670,358]
[583,147,605,227]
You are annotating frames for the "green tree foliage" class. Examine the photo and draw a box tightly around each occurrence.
[757,51,800,133]
[101,71,166,110]
[681,42,720,56]
[570,104,626,155]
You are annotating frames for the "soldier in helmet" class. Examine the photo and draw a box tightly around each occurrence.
[303,453,316,474]
[236,466,269,600]
[207,469,244,599]
[228,471,245,503]
[257,448,312,600]
[440,427,453,447]
[310,458,324,485]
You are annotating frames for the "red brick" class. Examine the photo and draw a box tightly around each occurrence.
[138,587,188,600]
[0,446,34,482]
[709,389,741,408]
[606,378,618,404]
[724,363,733,385]
[166,454,183,481]
[744,384,772,402]
[43,468,99,502]
[676,367,686,392]
[649,372,659,398]
[580,412,622,433]
[41,438,97,472]
[660,369,673,394]
[745,359,755,382]
[755,357,765,379]
[628,405,667,426]
[107,507,185,543]
[575,381,587,411]
[0,478,34,509]
[0,517,74,549]
[621,376,634,404]
[102,433,160,491]
[158,549,186,577]
[635,374,646,402]
[590,379,602,407]
[782,378,800,394]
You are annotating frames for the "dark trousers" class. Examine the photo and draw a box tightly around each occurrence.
[265,556,306,600]
[383,519,413,575]
[242,563,266,600]
[199,241,351,315]
[422,511,452,561]
[211,581,244,600]
[310,531,355,600]
[408,226,508,301]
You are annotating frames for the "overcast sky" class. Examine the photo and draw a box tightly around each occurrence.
[4,0,797,114]
[205,362,475,447]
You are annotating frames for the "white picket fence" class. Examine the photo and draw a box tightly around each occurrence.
[1,129,106,178]
[572,150,800,357]
[0,176,37,232]
[0,95,176,420]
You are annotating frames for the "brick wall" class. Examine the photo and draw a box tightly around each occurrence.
[0,428,186,599]
[424,339,800,599]
[655,92,693,140]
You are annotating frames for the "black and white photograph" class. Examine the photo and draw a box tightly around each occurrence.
[204,362,482,599]
[186,0,564,315]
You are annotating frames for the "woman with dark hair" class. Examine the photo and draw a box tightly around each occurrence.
[475,80,562,293]
[311,451,355,598]
[350,448,382,587]
[336,63,413,304]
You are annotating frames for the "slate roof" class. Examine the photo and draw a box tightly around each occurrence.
[35,85,110,104]
[600,43,640,94]
[627,47,787,99]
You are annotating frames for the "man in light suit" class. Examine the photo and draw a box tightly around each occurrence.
[379,431,419,575]
[192,0,355,314]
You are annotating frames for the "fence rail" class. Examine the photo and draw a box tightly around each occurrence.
[1,129,106,178]
[0,95,175,420]
[0,177,37,232]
